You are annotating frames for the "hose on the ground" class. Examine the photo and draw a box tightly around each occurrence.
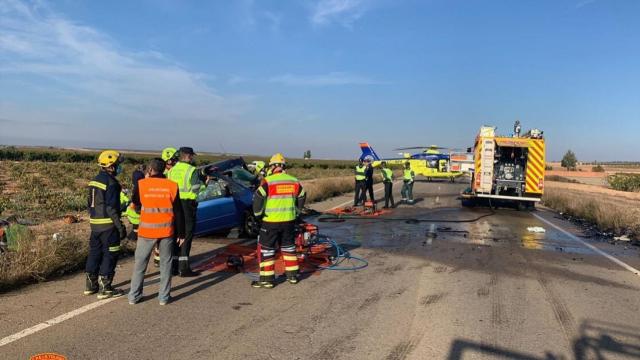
[314,209,495,224]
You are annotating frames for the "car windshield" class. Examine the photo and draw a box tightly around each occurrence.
[227,166,257,188]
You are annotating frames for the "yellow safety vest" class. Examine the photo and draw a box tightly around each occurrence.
[258,173,305,223]
[167,161,199,200]
[355,165,366,181]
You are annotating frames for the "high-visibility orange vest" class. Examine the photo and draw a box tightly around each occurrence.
[138,177,178,239]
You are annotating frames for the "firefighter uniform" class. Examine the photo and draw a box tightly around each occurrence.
[401,163,415,203]
[166,148,202,276]
[381,163,395,208]
[85,150,126,299]
[353,161,366,206]
[252,154,306,288]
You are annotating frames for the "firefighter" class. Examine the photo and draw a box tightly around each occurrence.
[128,158,185,305]
[84,150,126,299]
[401,162,415,204]
[252,153,306,288]
[381,161,395,208]
[166,147,202,277]
[353,159,366,206]
[162,147,178,175]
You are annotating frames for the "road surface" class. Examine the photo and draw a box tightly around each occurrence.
[1,180,640,359]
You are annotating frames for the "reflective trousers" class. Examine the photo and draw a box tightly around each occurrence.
[85,227,120,277]
[258,222,298,282]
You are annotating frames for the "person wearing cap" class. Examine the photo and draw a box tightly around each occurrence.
[252,153,306,288]
[166,147,202,277]
[84,150,126,299]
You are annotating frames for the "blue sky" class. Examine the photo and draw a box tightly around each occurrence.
[1,0,639,160]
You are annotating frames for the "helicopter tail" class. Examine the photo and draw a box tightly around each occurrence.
[359,142,381,161]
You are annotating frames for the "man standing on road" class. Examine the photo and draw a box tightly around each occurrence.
[353,159,366,206]
[252,153,306,288]
[84,150,126,299]
[401,162,415,204]
[129,159,184,305]
[152,147,178,267]
[364,157,375,204]
[167,147,202,277]
[381,162,395,208]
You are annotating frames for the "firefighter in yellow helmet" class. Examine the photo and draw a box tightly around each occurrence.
[84,150,126,299]
[252,153,306,288]
[161,147,178,175]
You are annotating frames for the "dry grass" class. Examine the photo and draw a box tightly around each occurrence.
[542,183,640,237]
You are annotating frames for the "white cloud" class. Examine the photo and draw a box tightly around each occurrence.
[0,0,245,140]
[311,0,367,27]
[269,72,381,86]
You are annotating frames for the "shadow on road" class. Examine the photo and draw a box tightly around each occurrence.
[170,271,237,303]
[447,320,640,360]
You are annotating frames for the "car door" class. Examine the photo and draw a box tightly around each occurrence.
[194,181,237,236]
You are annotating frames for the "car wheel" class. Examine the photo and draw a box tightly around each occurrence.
[241,211,259,238]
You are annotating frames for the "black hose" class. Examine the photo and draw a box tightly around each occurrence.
[316,209,495,224]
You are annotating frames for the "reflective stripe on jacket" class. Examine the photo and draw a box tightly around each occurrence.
[88,171,122,232]
[138,177,179,239]
[257,173,304,223]
[167,161,199,200]
[354,165,366,181]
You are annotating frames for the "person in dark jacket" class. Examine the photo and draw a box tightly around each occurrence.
[364,158,375,203]
[84,150,127,299]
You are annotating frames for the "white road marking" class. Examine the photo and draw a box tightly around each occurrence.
[0,265,190,348]
[533,213,640,277]
[0,296,120,347]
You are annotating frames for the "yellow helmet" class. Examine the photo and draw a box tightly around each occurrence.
[161,147,177,161]
[269,153,286,166]
[98,150,123,168]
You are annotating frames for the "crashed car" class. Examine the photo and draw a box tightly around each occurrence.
[193,158,261,238]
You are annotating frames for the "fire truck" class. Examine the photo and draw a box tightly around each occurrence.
[462,121,545,209]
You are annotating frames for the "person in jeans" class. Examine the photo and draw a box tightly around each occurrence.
[129,158,185,305]
[401,162,415,204]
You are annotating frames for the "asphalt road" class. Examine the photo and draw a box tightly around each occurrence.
[2,180,640,360]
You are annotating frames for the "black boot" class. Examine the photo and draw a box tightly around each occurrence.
[83,273,98,295]
[179,260,200,277]
[97,275,124,300]
[251,275,274,288]
[286,271,299,284]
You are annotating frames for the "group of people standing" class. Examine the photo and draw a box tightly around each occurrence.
[84,148,307,304]
[84,147,204,304]
[354,158,416,208]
